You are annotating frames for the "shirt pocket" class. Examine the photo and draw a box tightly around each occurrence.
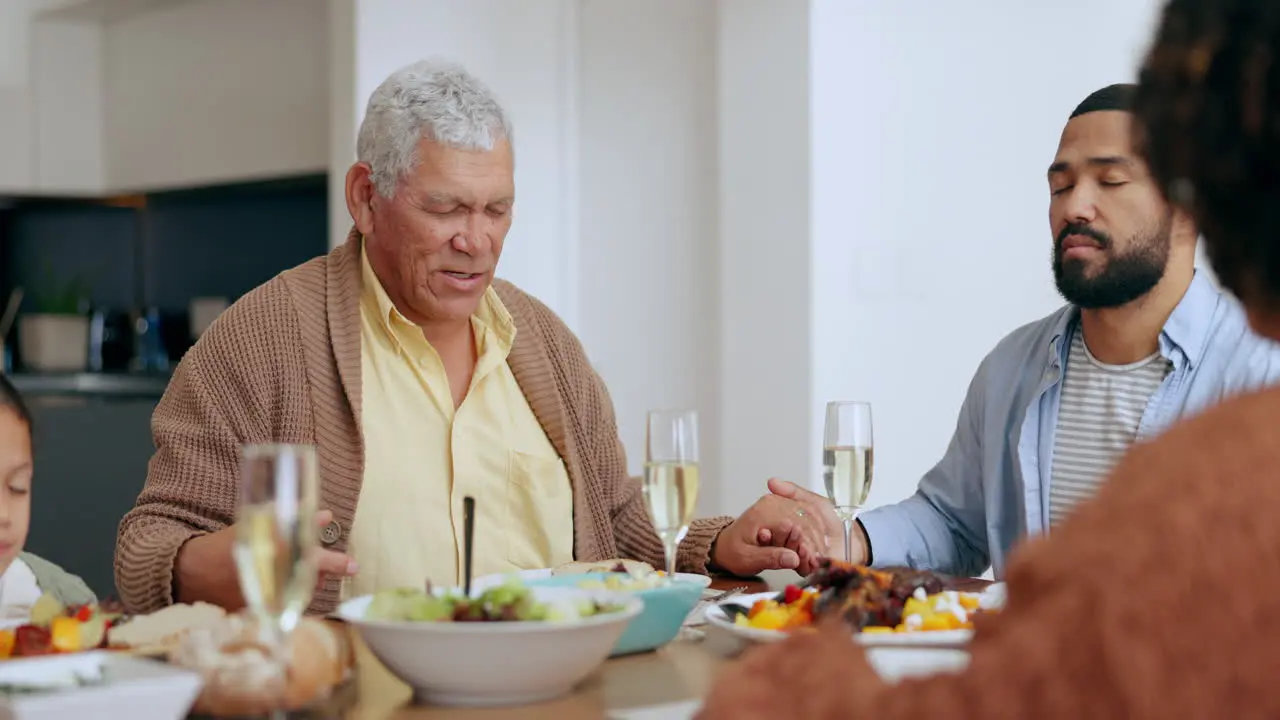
[505,449,575,569]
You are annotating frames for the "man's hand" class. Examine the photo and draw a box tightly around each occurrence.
[768,477,869,566]
[710,484,835,577]
[175,509,359,609]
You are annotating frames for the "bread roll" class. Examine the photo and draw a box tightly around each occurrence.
[168,613,352,717]
[553,558,656,576]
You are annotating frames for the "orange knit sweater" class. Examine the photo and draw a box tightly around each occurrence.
[114,232,732,614]
[699,386,1280,718]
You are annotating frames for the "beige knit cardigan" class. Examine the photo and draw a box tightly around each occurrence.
[115,231,733,614]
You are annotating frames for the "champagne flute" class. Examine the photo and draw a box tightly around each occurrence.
[234,444,320,645]
[822,401,874,563]
[643,410,700,577]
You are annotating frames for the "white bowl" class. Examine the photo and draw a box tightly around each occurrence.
[336,587,643,707]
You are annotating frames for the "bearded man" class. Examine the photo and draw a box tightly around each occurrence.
[772,84,1280,578]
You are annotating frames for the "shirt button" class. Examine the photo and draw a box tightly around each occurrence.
[320,520,342,546]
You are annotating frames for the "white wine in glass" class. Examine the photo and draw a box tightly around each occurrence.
[234,444,320,640]
[643,410,700,576]
[823,401,873,563]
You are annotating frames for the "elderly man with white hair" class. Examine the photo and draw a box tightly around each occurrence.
[114,59,840,614]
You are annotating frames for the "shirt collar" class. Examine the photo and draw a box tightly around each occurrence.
[1045,270,1221,370]
[358,242,517,356]
[1156,270,1219,368]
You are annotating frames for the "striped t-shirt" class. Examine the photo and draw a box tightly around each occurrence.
[1048,331,1172,527]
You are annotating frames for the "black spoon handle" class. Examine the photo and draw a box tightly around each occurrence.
[463,496,476,596]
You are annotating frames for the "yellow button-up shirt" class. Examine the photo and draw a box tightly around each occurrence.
[347,246,575,595]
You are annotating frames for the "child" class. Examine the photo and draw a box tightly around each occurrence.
[0,373,95,617]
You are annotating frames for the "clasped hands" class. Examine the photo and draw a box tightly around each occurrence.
[707,478,848,577]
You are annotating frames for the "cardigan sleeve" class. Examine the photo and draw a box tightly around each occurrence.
[114,279,313,614]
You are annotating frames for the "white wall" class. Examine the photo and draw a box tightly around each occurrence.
[717,0,814,515]
[576,0,721,513]
[808,0,1168,509]
[333,0,579,333]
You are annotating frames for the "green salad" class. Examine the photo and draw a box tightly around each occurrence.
[365,579,623,623]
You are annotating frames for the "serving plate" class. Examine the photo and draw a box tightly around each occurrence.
[704,591,980,649]
[0,650,202,720]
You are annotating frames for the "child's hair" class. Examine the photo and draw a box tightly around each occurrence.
[0,374,31,431]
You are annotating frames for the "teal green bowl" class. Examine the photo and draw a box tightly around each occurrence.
[527,572,709,656]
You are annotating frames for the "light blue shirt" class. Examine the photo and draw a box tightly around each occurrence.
[858,272,1280,578]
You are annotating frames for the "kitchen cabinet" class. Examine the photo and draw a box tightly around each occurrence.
[0,0,327,197]
[0,86,35,193]
[23,395,161,600]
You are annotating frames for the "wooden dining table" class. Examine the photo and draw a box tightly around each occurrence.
[337,570,992,719]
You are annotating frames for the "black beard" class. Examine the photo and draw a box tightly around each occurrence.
[1052,215,1173,309]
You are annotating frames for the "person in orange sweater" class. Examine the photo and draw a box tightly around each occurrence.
[697,0,1280,717]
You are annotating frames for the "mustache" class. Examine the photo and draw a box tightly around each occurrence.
[1056,223,1111,252]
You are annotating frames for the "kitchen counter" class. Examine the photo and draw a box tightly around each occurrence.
[7,372,171,399]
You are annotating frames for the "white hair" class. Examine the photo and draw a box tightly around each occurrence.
[356,58,514,198]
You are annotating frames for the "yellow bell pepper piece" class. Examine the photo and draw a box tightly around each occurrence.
[51,617,81,652]
[920,614,954,632]
[0,630,13,658]
[749,606,792,631]
[902,597,930,618]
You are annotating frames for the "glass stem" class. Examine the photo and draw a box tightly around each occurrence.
[664,537,679,576]
[842,517,855,564]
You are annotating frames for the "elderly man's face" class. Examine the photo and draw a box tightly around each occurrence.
[364,137,515,326]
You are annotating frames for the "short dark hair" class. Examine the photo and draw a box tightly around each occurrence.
[1134,0,1280,311]
[0,374,31,432]
[1070,83,1137,118]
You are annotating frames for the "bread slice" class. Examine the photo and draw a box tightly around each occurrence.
[106,601,227,652]
[552,559,656,576]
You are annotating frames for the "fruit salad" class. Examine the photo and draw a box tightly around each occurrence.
[0,594,127,658]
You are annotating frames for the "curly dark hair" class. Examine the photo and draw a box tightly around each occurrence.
[1134,0,1280,310]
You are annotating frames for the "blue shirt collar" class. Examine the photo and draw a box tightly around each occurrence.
[1046,270,1221,370]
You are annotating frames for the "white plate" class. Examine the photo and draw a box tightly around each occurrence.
[472,568,712,592]
[0,651,202,720]
[865,647,970,682]
[704,591,974,648]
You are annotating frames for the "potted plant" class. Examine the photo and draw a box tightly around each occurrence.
[19,274,90,373]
